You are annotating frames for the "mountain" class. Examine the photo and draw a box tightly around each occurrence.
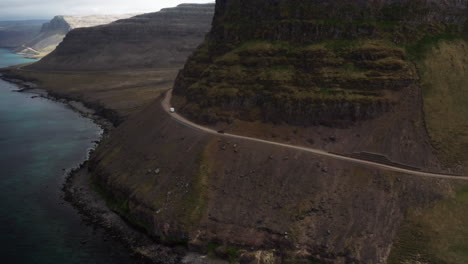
[0,20,46,48]
[26,4,215,71]
[84,0,468,263]
[16,14,137,58]
[9,0,468,263]
[173,0,468,127]
[171,0,468,173]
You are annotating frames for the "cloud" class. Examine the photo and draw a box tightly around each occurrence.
[0,0,214,20]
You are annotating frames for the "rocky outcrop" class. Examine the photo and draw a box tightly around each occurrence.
[173,0,468,126]
[27,4,215,71]
[0,20,45,48]
[16,14,136,58]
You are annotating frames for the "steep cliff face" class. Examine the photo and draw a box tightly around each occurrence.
[16,14,136,58]
[207,0,468,47]
[27,4,215,71]
[174,0,468,126]
[0,20,46,48]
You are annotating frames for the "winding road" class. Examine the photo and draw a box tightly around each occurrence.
[162,89,468,181]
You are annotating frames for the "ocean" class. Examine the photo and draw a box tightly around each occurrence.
[0,48,134,263]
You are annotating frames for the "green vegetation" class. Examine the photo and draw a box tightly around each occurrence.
[179,39,413,125]
[417,40,468,167]
[388,186,468,264]
[179,149,211,228]
[205,241,241,264]
[90,175,153,232]
[405,33,463,61]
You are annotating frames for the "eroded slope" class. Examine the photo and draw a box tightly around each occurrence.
[90,97,454,264]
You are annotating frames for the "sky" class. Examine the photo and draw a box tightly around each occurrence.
[0,0,214,21]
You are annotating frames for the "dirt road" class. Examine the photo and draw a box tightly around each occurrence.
[162,89,468,181]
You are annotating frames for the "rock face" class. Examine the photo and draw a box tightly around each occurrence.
[16,14,136,58]
[173,0,468,127]
[84,1,468,264]
[27,4,215,71]
[0,20,46,48]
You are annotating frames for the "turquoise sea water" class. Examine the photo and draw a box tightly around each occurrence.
[0,49,135,263]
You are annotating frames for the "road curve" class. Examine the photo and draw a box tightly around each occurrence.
[162,90,468,181]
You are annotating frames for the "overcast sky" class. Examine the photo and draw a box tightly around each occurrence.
[0,0,214,21]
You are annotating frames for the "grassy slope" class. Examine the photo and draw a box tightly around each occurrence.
[177,39,414,125]
[419,40,468,168]
[388,40,468,263]
[388,185,468,264]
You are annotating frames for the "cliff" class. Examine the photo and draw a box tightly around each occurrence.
[0,20,45,48]
[173,0,468,126]
[27,4,215,71]
[16,14,136,58]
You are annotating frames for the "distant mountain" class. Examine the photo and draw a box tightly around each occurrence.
[27,4,215,71]
[16,14,137,58]
[0,20,46,48]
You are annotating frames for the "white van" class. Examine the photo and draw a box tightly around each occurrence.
[170,107,175,113]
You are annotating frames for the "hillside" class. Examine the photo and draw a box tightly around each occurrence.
[81,1,468,264]
[174,0,467,126]
[15,14,136,58]
[26,4,215,71]
[0,20,46,48]
[170,0,468,172]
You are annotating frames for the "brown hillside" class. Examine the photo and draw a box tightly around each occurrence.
[89,96,455,264]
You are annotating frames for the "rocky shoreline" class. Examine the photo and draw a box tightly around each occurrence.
[0,72,171,262]
[63,164,184,264]
[0,72,225,264]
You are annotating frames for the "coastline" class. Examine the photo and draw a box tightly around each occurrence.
[0,72,184,263]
